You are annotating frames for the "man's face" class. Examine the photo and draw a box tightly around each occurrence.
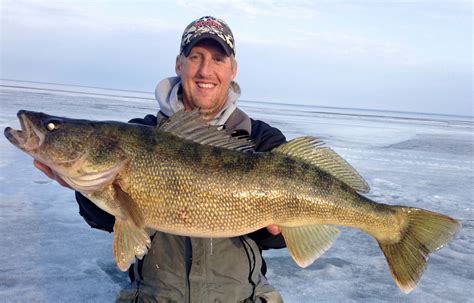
[176,39,237,118]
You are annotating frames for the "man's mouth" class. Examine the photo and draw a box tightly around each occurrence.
[196,82,217,89]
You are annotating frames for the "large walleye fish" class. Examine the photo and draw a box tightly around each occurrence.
[5,110,460,293]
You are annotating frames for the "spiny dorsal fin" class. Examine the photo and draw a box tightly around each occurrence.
[273,136,370,193]
[159,110,254,152]
[280,224,340,268]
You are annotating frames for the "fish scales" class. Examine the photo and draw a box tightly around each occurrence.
[4,109,460,293]
[108,129,401,239]
[130,144,277,235]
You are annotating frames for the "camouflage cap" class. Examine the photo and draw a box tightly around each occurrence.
[180,16,235,57]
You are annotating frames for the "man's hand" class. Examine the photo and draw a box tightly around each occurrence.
[266,225,281,236]
[33,160,72,189]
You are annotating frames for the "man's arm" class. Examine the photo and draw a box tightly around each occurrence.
[76,192,115,232]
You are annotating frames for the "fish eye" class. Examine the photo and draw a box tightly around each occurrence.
[45,120,61,131]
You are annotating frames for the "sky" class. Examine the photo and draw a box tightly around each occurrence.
[0,0,472,116]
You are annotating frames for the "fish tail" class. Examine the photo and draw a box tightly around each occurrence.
[377,206,460,293]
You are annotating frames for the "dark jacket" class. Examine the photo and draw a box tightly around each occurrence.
[76,109,287,302]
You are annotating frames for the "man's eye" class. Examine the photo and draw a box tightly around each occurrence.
[189,55,200,61]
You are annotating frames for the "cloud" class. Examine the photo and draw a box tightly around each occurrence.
[174,1,423,65]
[1,0,182,33]
[2,0,467,70]
[2,0,87,30]
[304,31,421,64]
[175,0,320,19]
[238,28,421,66]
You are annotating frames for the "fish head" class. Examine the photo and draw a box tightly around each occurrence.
[4,110,127,180]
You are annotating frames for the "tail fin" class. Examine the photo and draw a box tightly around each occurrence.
[378,207,460,293]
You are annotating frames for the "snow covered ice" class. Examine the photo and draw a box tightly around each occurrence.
[0,82,472,302]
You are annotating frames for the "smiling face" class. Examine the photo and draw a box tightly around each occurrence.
[175,39,237,119]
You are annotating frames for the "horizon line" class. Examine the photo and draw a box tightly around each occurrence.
[1,78,472,120]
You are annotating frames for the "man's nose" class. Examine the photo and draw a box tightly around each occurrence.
[197,58,212,78]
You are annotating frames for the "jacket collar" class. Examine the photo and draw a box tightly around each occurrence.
[154,76,241,126]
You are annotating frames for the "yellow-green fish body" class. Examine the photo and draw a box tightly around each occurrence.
[4,110,460,293]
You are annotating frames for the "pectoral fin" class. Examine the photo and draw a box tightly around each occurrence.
[281,224,340,268]
[113,218,151,271]
[113,182,145,228]
[112,181,150,271]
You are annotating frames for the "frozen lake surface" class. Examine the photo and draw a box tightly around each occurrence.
[0,82,473,302]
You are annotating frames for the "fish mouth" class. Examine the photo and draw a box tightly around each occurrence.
[4,110,45,151]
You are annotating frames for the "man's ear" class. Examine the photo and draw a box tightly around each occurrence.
[175,55,181,76]
[231,61,238,81]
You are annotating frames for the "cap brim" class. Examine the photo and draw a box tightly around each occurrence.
[182,33,233,57]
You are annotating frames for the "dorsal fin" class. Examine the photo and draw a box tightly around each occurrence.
[158,110,254,152]
[273,136,370,193]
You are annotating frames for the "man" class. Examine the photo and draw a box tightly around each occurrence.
[35,16,286,302]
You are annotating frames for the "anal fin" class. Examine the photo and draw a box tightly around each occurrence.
[281,224,340,268]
